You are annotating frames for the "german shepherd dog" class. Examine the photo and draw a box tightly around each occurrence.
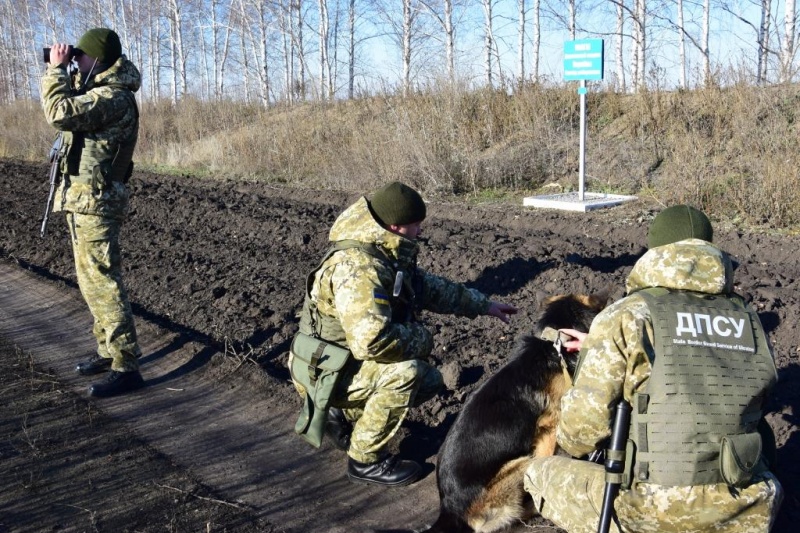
[421,294,607,533]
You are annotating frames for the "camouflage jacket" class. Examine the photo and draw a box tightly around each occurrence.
[558,239,742,456]
[301,197,490,364]
[41,56,141,219]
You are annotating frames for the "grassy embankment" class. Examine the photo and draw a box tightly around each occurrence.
[2,84,799,228]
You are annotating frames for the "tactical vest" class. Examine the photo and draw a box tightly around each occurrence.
[63,90,139,187]
[627,288,776,487]
[298,239,421,345]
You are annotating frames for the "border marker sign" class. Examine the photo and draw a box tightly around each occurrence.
[523,39,635,212]
[564,39,604,81]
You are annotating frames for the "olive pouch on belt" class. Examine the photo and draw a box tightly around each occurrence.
[720,432,763,488]
[290,332,351,447]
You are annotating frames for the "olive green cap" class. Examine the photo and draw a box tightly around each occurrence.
[77,28,122,64]
[369,182,427,226]
[648,204,713,248]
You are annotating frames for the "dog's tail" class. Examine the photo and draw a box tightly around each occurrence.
[417,511,473,533]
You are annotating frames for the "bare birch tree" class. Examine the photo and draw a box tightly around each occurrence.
[569,0,577,39]
[294,0,306,100]
[758,0,772,84]
[677,0,687,88]
[615,0,625,91]
[780,0,797,82]
[701,0,711,84]
[518,0,525,87]
[632,0,646,89]
[481,0,496,87]
[255,0,273,106]
[403,0,414,96]
[235,0,253,101]
[532,0,541,81]
[419,0,457,84]
[668,0,712,86]
[167,0,188,102]
[318,0,331,99]
[207,0,233,100]
[348,0,356,97]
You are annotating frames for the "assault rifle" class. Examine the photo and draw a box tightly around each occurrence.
[40,132,64,238]
[597,400,632,533]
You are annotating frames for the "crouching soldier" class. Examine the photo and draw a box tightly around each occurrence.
[524,205,783,532]
[289,182,517,487]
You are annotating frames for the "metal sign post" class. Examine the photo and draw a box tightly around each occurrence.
[579,79,587,201]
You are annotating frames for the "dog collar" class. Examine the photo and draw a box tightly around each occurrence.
[539,327,574,387]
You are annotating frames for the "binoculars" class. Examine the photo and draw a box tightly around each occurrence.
[42,46,84,64]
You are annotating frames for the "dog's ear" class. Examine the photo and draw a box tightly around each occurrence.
[535,290,550,309]
[588,288,612,311]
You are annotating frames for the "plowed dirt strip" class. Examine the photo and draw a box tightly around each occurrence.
[3,158,800,531]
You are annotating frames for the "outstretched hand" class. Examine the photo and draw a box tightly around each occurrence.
[558,328,587,352]
[486,301,518,324]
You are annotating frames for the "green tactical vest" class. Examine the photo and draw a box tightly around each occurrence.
[628,288,776,487]
[298,239,420,346]
[62,90,139,187]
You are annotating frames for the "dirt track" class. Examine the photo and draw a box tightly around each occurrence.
[1,158,799,532]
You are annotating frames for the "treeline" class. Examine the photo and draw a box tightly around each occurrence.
[0,0,798,106]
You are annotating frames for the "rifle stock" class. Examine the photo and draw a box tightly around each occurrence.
[597,400,632,533]
[40,132,64,238]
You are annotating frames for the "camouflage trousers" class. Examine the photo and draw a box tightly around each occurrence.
[67,212,140,372]
[333,358,442,464]
[524,455,783,533]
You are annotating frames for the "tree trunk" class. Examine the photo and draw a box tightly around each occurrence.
[615,0,625,91]
[348,0,355,99]
[757,0,771,85]
[569,0,576,40]
[445,0,455,84]
[702,0,711,86]
[482,0,494,88]
[402,0,412,97]
[533,0,540,81]
[518,0,525,88]
[319,0,329,100]
[677,0,686,89]
[633,0,646,90]
[781,0,796,82]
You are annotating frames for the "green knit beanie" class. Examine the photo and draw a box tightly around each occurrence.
[77,28,122,64]
[369,182,427,226]
[647,204,713,248]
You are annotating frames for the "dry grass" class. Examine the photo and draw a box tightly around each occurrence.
[2,83,799,228]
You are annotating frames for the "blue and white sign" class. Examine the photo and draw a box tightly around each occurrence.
[564,39,604,81]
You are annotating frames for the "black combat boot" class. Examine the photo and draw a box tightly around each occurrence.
[75,354,113,376]
[325,407,353,451]
[347,455,422,487]
[89,370,145,397]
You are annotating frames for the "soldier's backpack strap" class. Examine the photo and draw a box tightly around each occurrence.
[303,239,395,336]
